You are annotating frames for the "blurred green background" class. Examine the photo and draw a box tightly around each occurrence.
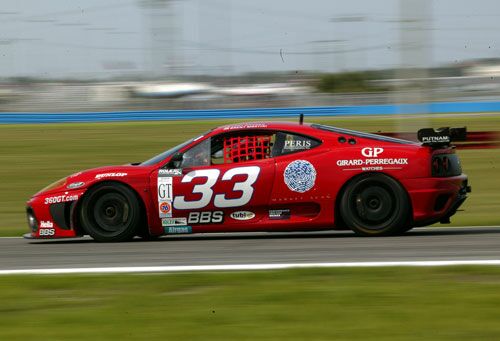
[1,114,499,236]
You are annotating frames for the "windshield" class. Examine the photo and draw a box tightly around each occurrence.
[141,133,207,166]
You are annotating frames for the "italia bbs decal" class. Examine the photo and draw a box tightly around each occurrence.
[283,160,316,193]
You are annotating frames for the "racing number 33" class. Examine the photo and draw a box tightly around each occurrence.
[173,166,260,210]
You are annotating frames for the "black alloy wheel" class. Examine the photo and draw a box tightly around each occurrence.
[340,173,410,236]
[80,183,141,242]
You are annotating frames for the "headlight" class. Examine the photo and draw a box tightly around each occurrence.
[38,177,67,194]
[26,209,38,232]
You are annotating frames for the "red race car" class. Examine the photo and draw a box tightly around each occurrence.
[25,121,471,241]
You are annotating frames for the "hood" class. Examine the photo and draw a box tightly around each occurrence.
[34,164,152,197]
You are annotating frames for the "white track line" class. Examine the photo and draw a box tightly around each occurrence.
[2,260,500,275]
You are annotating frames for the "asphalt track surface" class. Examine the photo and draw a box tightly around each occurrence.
[1,226,500,271]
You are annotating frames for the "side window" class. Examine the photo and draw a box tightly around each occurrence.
[211,132,275,165]
[181,138,211,168]
[272,132,320,156]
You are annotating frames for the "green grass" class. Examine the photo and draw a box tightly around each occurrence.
[1,267,500,340]
[1,115,499,235]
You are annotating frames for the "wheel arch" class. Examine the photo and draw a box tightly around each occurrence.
[333,171,414,229]
[73,180,149,236]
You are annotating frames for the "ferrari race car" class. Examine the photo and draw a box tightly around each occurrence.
[26,121,471,242]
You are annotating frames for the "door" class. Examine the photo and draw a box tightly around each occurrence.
[153,132,276,233]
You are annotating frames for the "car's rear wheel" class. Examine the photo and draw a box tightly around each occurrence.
[340,173,410,236]
[80,183,141,242]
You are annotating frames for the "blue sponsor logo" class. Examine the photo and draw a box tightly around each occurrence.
[164,226,192,234]
[283,160,316,193]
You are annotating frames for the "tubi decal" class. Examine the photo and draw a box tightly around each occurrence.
[283,160,316,193]
[230,211,255,221]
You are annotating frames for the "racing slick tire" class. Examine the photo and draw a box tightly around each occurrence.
[80,183,141,242]
[340,173,410,236]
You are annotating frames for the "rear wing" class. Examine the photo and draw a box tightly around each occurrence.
[417,127,467,147]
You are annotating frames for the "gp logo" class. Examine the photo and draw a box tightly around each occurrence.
[361,147,384,157]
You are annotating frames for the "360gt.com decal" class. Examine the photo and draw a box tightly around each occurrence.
[44,194,79,205]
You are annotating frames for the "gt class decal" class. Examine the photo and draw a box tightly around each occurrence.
[173,166,260,210]
[158,171,174,218]
[158,176,173,201]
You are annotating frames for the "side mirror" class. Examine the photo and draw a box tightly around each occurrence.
[171,152,183,162]
[168,152,183,168]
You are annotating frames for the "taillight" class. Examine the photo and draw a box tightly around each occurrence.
[432,157,441,175]
[432,154,462,177]
[442,156,450,172]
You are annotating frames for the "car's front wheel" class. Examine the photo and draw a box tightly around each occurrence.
[339,173,410,236]
[80,183,141,242]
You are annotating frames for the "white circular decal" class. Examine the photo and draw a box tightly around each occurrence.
[283,160,317,193]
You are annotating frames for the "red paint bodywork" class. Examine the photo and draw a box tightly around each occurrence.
[26,122,469,239]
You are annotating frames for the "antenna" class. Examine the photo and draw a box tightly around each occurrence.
[299,113,304,125]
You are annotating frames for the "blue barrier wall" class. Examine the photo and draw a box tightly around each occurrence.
[1,101,500,124]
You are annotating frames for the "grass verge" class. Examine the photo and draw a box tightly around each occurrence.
[1,267,500,340]
[1,114,499,235]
